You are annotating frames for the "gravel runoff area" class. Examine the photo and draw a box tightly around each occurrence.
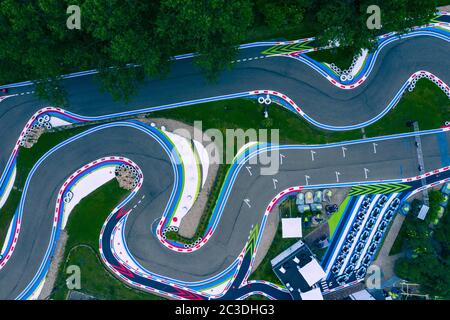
[38,230,68,300]
[438,5,450,13]
[138,116,219,238]
[252,206,281,272]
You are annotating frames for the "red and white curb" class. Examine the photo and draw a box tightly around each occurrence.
[403,166,450,183]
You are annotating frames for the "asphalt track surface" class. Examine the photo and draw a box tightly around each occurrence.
[0,29,449,299]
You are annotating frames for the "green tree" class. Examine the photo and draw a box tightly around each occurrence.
[157,0,253,81]
[380,0,437,34]
[314,0,438,55]
[255,0,312,31]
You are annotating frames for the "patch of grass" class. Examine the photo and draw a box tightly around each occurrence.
[55,246,159,300]
[328,196,351,238]
[51,179,161,300]
[279,196,299,218]
[365,79,450,137]
[149,99,360,146]
[150,78,449,146]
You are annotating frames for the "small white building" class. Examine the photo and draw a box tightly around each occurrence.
[282,218,302,238]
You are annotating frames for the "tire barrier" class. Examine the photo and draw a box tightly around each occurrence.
[20,115,53,148]
[115,164,140,190]
[332,55,360,81]
[63,191,73,204]
[408,71,450,98]
[257,95,272,105]
[163,225,204,249]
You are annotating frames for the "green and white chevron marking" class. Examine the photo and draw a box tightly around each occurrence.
[261,41,314,56]
[245,223,259,255]
[349,183,411,196]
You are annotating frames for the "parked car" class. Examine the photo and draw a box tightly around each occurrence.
[296,192,305,205]
[314,190,323,203]
[305,191,314,204]
[326,204,338,214]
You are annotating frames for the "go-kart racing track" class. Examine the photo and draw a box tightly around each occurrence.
[0,14,449,300]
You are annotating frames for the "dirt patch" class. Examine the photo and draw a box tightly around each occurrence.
[251,208,280,271]
[437,5,450,13]
[115,165,139,190]
[330,187,350,207]
[39,230,68,299]
[22,126,46,148]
